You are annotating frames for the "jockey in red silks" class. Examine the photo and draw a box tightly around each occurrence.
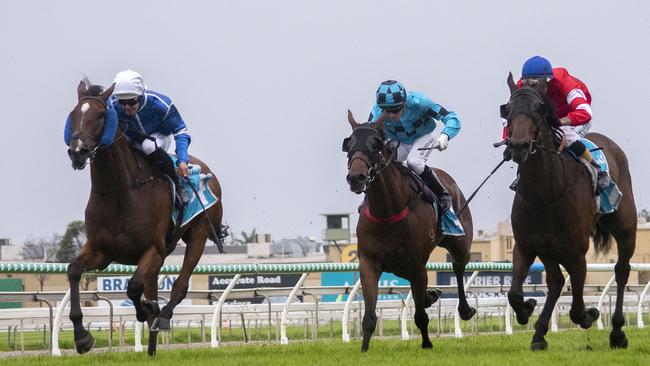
[503,56,609,191]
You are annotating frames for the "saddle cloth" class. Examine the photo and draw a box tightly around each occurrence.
[170,156,219,227]
[574,138,622,214]
[394,163,465,236]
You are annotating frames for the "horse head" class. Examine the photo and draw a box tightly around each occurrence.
[343,110,396,194]
[501,72,560,163]
[66,79,115,169]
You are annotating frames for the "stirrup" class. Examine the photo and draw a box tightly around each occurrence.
[438,193,452,213]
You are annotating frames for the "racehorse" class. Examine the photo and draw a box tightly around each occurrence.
[343,111,476,352]
[65,79,225,355]
[502,73,636,350]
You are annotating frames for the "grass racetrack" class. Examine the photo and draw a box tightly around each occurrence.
[1,328,649,366]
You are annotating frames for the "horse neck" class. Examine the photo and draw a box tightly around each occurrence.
[89,136,142,193]
[364,163,413,217]
[517,134,566,203]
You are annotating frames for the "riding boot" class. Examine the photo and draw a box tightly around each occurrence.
[420,166,453,213]
[147,148,185,203]
[581,149,611,193]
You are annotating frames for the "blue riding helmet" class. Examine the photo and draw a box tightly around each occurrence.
[521,56,554,79]
[376,80,407,109]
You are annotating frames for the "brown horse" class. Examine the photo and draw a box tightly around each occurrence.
[65,79,224,355]
[343,111,475,352]
[502,73,636,350]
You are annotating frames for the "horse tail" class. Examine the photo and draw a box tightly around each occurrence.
[592,217,612,255]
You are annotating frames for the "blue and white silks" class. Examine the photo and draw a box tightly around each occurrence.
[170,156,219,227]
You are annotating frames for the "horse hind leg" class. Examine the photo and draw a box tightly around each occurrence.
[507,243,537,325]
[127,247,164,356]
[452,262,476,320]
[441,237,476,320]
[359,257,380,352]
[411,268,433,349]
[67,247,108,354]
[155,227,209,331]
[609,225,635,348]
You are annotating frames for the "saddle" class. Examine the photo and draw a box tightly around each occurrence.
[392,162,438,204]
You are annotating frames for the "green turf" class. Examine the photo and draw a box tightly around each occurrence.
[1,328,649,366]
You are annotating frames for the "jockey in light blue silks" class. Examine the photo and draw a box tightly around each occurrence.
[368,80,461,214]
[109,70,191,201]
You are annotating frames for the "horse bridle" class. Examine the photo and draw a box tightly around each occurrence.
[70,96,113,163]
[343,126,398,191]
[504,87,562,161]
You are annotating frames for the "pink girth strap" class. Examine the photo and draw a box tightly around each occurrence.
[362,205,410,225]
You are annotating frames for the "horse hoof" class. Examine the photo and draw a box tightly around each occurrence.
[530,340,548,351]
[610,330,628,349]
[424,289,442,308]
[581,308,600,329]
[151,317,170,331]
[524,298,538,313]
[75,331,95,354]
[459,306,477,321]
[421,340,433,349]
[586,308,600,321]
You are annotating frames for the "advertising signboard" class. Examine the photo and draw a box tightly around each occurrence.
[208,274,303,304]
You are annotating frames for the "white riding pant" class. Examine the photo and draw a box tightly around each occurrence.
[562,121,592,146]
[134,133,173,155]
[394,131,437,175]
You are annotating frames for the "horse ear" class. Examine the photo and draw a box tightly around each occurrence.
[99,83,115,102]
[347,110,359,130]
[507,72,516,94]
[373,112,386,131]
[77,80,87,100]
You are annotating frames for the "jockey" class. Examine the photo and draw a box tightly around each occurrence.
[110,70,191,201]
[505,56,610,191]
[368,80,461,213]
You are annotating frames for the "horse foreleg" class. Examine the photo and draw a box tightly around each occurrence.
[507,243,537,325]
[67,247,107,354]
[143,270,161,357]
[359,256,380,352]
[410,268,433,349]
[156,229,208,331]
[530,259,564,351]
[567,256,599,329]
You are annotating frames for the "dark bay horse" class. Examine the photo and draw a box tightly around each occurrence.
[502,73,636,350]
[66,80,224,355]
[343,111,475,352]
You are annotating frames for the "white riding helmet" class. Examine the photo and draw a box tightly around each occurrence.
[113,70,146,99]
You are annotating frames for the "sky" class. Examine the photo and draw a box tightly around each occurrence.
[0,1,648,246]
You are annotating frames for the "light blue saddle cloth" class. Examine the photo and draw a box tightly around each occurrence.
[170,156,219,227]
[433,202,465,236]
[580,138,622,214]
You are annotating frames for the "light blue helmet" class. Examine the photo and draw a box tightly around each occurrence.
[376,80,407,109]
[521,56,554,79]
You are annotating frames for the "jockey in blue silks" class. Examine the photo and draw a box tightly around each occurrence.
[368,80,461,214]
[109,70,191,200]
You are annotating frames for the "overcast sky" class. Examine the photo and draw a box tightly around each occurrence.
[1,1,648,246]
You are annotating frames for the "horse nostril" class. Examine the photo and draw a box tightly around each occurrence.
[347,173,366,185]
